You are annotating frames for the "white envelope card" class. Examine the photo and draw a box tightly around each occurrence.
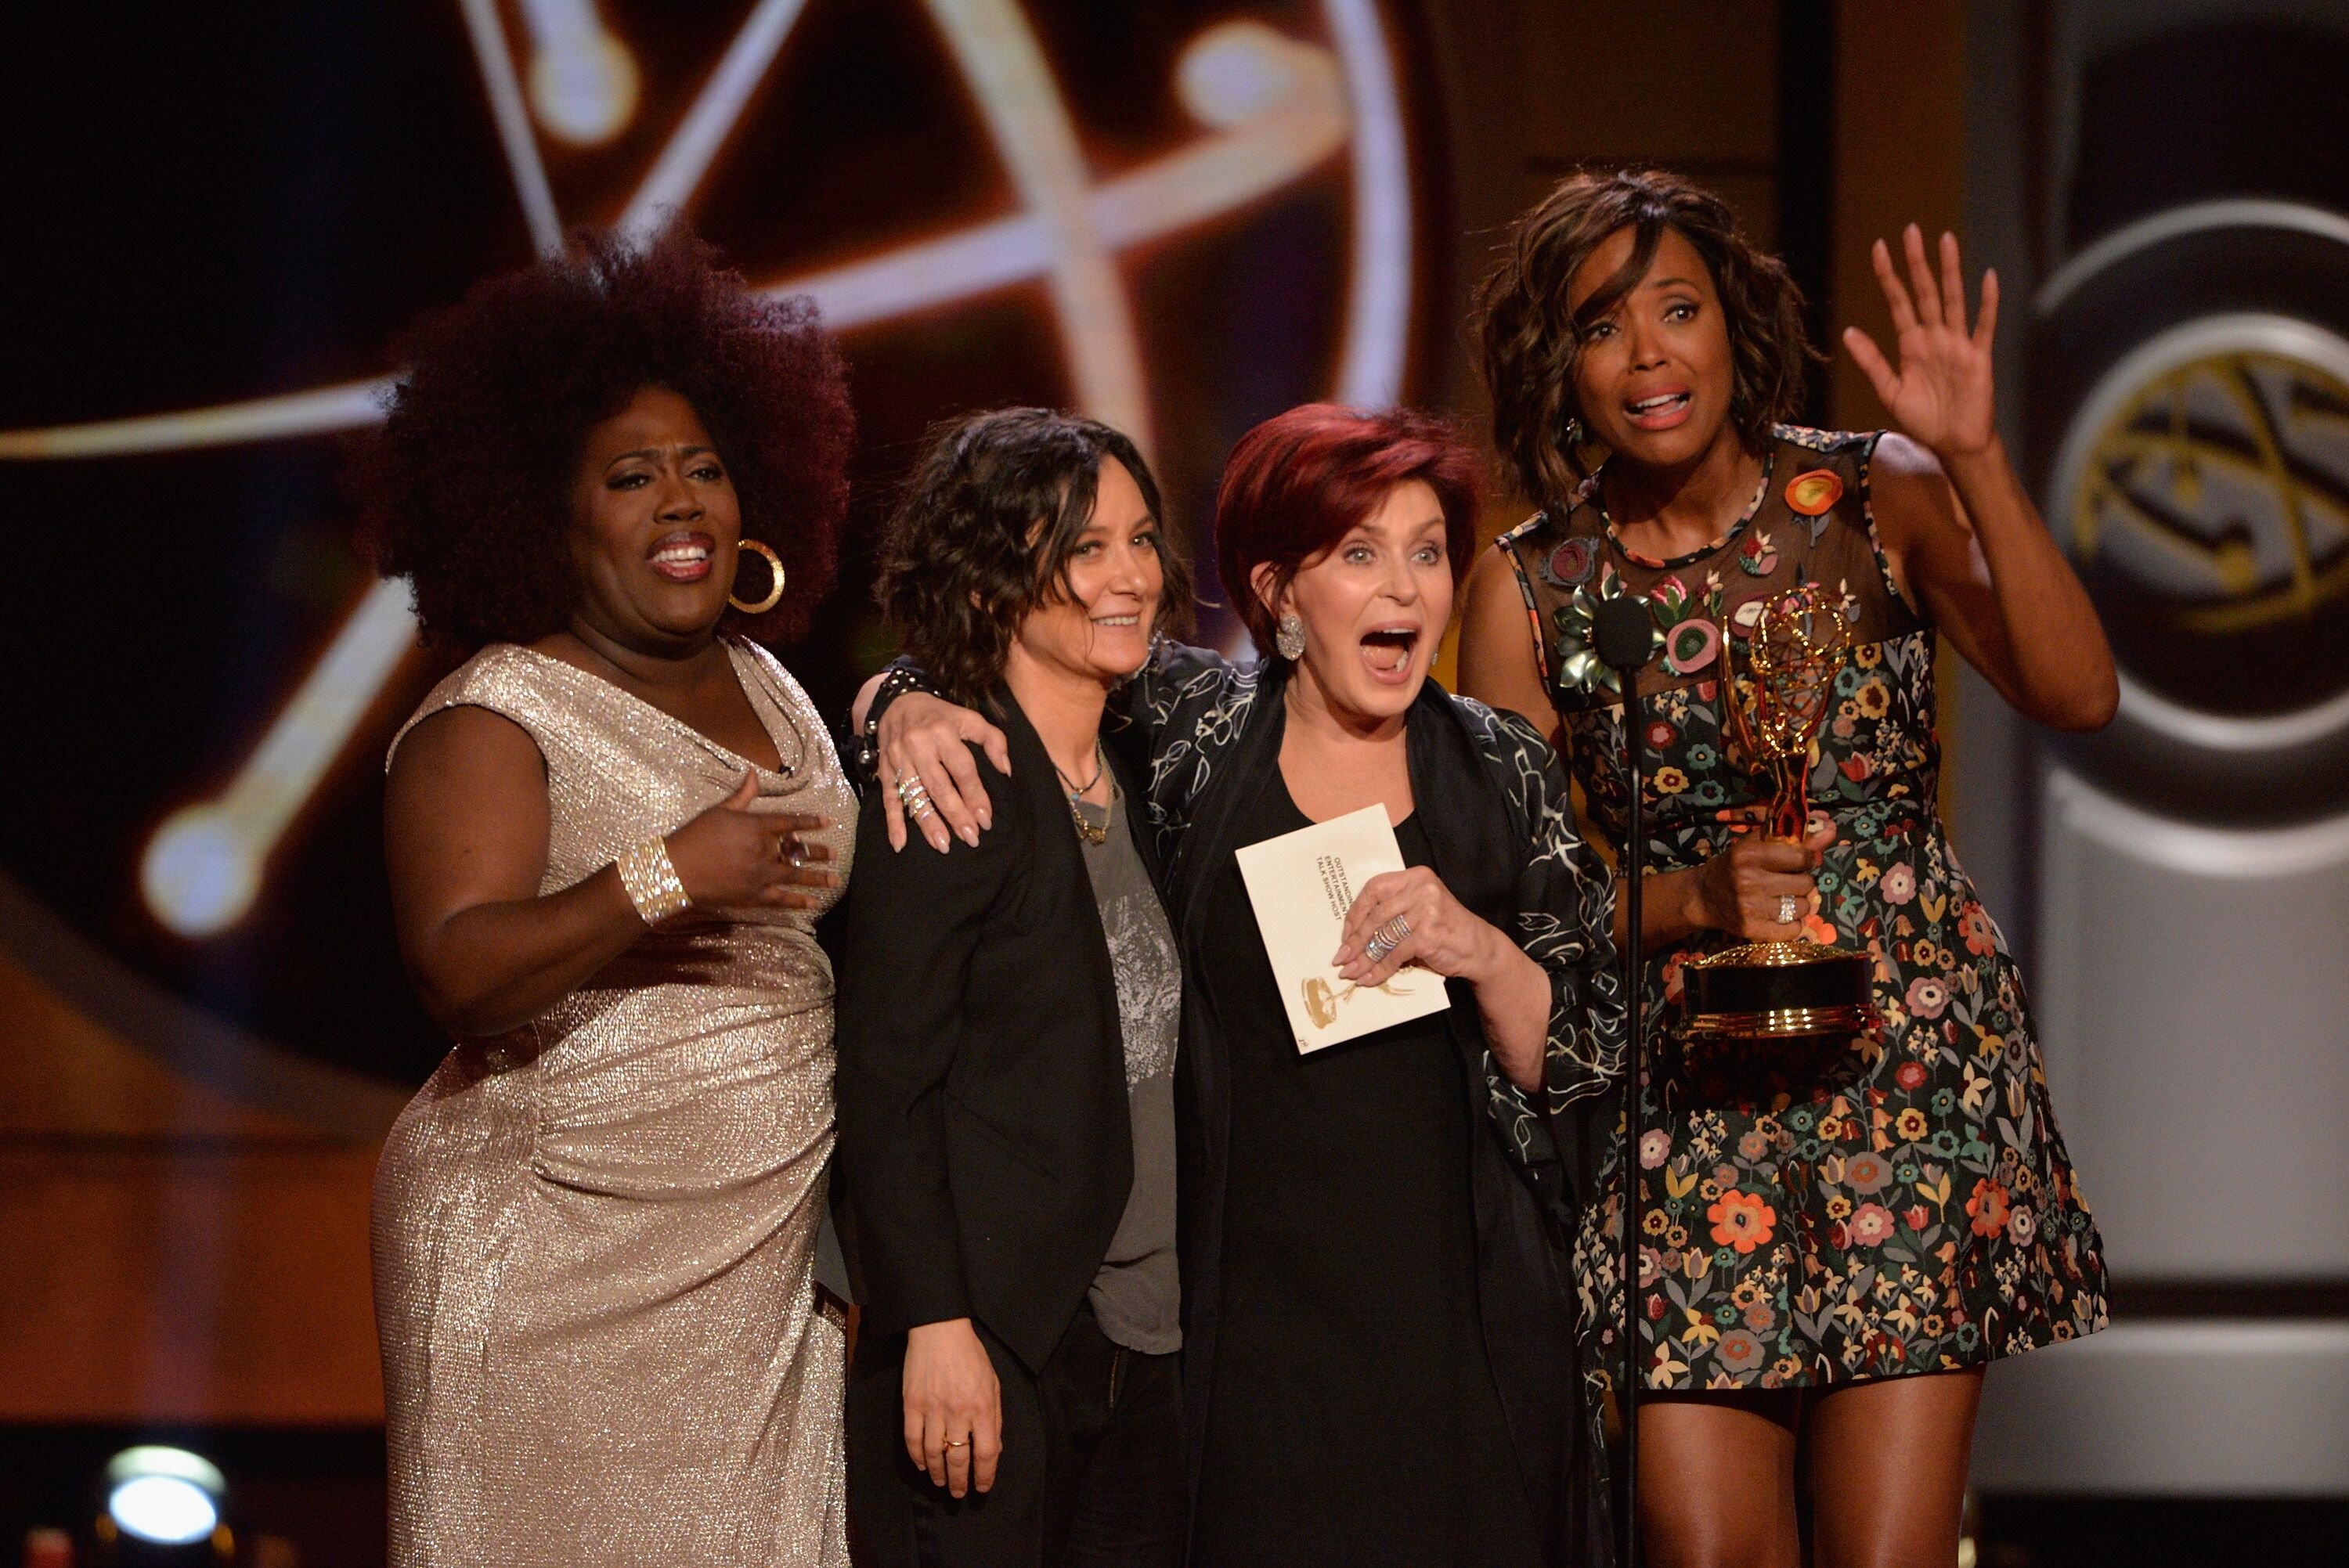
[1233,803,1449,1053]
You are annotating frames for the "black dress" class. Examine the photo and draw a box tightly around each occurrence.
[1189,776,1540,1568]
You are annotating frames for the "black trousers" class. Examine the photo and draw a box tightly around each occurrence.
[847,1303,1185,1568]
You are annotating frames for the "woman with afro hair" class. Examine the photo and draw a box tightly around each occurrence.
[360,228,858,1566]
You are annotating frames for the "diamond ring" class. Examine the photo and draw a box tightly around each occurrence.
[895,773,935,819]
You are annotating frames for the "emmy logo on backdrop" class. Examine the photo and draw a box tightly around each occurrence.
[1681,583,1883,1043]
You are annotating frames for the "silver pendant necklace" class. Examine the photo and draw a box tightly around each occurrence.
[1053,741,1109,845]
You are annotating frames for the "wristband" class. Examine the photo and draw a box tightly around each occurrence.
[616,835,691,925]
[842,661,945,794]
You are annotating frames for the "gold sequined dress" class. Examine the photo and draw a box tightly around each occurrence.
[373,637,853,1566]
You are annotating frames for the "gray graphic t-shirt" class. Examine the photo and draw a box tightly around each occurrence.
[1075,788,1182,1354]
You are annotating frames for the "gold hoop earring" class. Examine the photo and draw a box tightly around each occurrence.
[728,537,785,615]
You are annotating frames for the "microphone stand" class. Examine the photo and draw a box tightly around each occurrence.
[1592,596,1659,1568]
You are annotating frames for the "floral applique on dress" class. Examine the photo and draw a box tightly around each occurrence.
[1496,426,2109,1394]
[1547,561,1659,701]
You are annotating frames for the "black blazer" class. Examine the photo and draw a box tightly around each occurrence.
[832,690,1157,1373]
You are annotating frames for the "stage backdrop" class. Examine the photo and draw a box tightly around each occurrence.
[0,0,1452,1095]
[1963,0,2349,1500]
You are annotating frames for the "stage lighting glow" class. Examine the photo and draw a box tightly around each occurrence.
[1180,21,1296,128]
[2,1,1416,940]
[459,0,563,251]
[104,1447,225,1546]
[1325,0,1412,406]
[0,20,1355,466]
[619,0,814,243]
[520,0,640,146]
[143,806,261,938]
[0,379,390,461]
[924,0,1148,445]
[139,579,420,936]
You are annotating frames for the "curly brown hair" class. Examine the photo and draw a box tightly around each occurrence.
[1475,167,1820,509]
[875,408,1192,705]
[355,227,853,647]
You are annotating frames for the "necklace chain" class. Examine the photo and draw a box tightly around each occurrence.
[1055,741,1110,846]
[1051,742,1104,798]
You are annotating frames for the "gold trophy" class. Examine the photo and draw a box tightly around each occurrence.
[1681,585,1883,1042]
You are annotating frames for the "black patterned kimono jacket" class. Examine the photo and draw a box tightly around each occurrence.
[1126,647,1621,1566]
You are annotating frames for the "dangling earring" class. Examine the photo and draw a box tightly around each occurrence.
[1275,611,1305,661]
[728,537,785,615]
[1562,414,1586,449]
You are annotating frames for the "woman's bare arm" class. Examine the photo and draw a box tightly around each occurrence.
[1871,434,2116,732]
[1457,542,1559,735]
[1846,226,2118,732]
[384,706,835,1036]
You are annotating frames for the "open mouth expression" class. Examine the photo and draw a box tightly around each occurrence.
[1623,386,1694,433]
[1357,622,1422,684]
[647,530,716,584]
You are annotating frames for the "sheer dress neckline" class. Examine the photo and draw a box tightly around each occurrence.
[1596,449,1775,571]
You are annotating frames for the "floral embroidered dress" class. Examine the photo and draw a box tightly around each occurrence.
[1496,425,2109,1391]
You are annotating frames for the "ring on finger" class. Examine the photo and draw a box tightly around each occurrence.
[1363,932,1395,965]
[943,1436,969,1449]
[1777,894,1799,925]
[1377,915,1411,948]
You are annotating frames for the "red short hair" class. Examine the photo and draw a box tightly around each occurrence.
[1214,404,1481,657]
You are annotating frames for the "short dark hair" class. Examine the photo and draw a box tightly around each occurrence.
[1475,167,1820,508]
[1214,404,1480,658]
[355,226,853,647]
[875,408,1191,704]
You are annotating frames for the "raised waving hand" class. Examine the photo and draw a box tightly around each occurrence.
[1842,224,1999,459]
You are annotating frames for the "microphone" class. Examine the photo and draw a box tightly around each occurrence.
[1593,595,1661,676]
[1589,587,1656,1568]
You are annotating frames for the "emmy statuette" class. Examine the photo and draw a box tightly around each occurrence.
[1681,585,1884,1042]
